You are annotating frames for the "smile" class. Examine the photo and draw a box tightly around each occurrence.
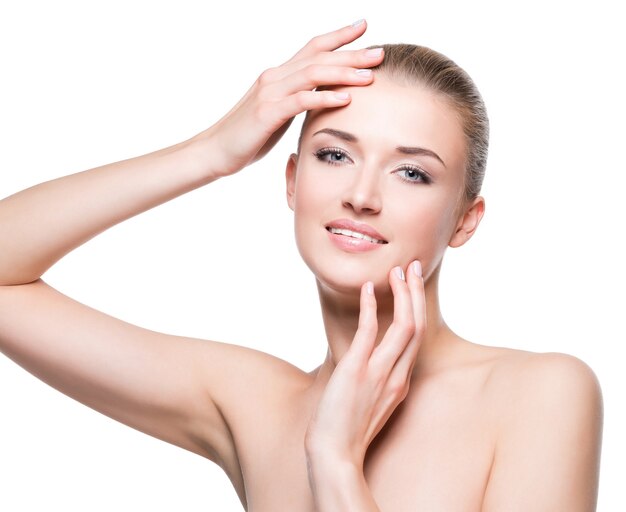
[326,227,387,244]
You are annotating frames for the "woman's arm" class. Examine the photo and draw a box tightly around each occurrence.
[0,138,217,286]
[0,20,384,469]
[307,458,381,511]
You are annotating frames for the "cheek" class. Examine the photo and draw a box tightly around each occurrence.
[293,164,351,221]
[389,195,457,259]
[293,170,326,222]
[292,170,329,249]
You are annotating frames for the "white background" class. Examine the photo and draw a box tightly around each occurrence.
[0,1,623,510]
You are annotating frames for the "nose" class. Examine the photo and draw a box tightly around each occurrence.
[341,165,382,215]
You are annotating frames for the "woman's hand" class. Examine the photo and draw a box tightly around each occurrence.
[305,261,425,478]
[192,20,384,178]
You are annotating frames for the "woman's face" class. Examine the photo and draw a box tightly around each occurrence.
[286,75,481,296]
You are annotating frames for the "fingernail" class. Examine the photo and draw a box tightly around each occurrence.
[365,48,383,58]
[351,19,365,27]
[334,92,350,100]
[355,68,372,77]
[394,267,405,281]
[366,281,374,295]
[412,260,422,277]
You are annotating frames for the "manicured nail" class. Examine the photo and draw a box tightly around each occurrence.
[412,260,422,277]
[355,69,372,77]
[334,92,350,100]
[365,47,383,58]
[366,281,374,295]
[394,267,405,281]
[351,19,365,27]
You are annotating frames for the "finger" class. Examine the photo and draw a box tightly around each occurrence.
[270,47,384,83]
[407,260,426,344]
[388,336,420,388]
[268,64,376,98]
[288,19,368,62]
[347,281,378,362]
[307,47,384,69]
[369,266,415,372]
[259,89,352,128]
[389,261,426,379]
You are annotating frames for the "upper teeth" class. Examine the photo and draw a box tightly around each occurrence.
[328,227,385,244]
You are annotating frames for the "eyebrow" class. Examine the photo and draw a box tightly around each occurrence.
[312,127,447,168]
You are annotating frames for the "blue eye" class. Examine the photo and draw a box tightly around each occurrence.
[314,147,352,166]
[396,166,431,185]
[313,148,431,185]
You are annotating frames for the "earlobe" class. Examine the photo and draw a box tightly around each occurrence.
[449,196,485,248]
[285,153,298,211]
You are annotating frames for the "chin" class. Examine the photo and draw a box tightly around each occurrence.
[306,253,396,297]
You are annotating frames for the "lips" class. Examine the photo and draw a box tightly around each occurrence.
[324,219,388,244]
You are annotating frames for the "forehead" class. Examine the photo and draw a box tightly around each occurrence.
[303,76,467,172]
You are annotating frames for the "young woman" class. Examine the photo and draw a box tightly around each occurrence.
[0,20,603,511]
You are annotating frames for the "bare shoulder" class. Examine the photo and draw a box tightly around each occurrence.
[467,343,604,420]
[499,349,603,436]
[470,344,604,510]
[481,345,603,408]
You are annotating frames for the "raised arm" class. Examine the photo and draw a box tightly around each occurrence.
[0,139,216,286]
[0,20,384,476]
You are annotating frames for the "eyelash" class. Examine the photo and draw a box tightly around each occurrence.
[313,147,432,185]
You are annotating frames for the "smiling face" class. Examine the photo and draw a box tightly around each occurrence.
[286,75,484,296]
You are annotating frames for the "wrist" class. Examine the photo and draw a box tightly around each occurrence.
[306,456,380,512]
[186,122,250,180]
[178,131,228,183]
[307,450,362,478]
[307,457,364,506]
[304,431,364,473]
[305,444,362,494]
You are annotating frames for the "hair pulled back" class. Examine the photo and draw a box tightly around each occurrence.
[370,44,489,204]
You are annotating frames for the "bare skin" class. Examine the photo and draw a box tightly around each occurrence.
[0,20,602,511]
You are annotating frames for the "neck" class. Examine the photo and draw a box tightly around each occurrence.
[313,262,457,384]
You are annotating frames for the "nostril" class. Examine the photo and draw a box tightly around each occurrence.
[341,182,382,214]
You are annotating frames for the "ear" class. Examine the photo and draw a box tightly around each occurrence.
[285,153,298,211]
[449,196,485,248]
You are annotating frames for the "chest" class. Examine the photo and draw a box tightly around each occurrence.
[238,377,497,512]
